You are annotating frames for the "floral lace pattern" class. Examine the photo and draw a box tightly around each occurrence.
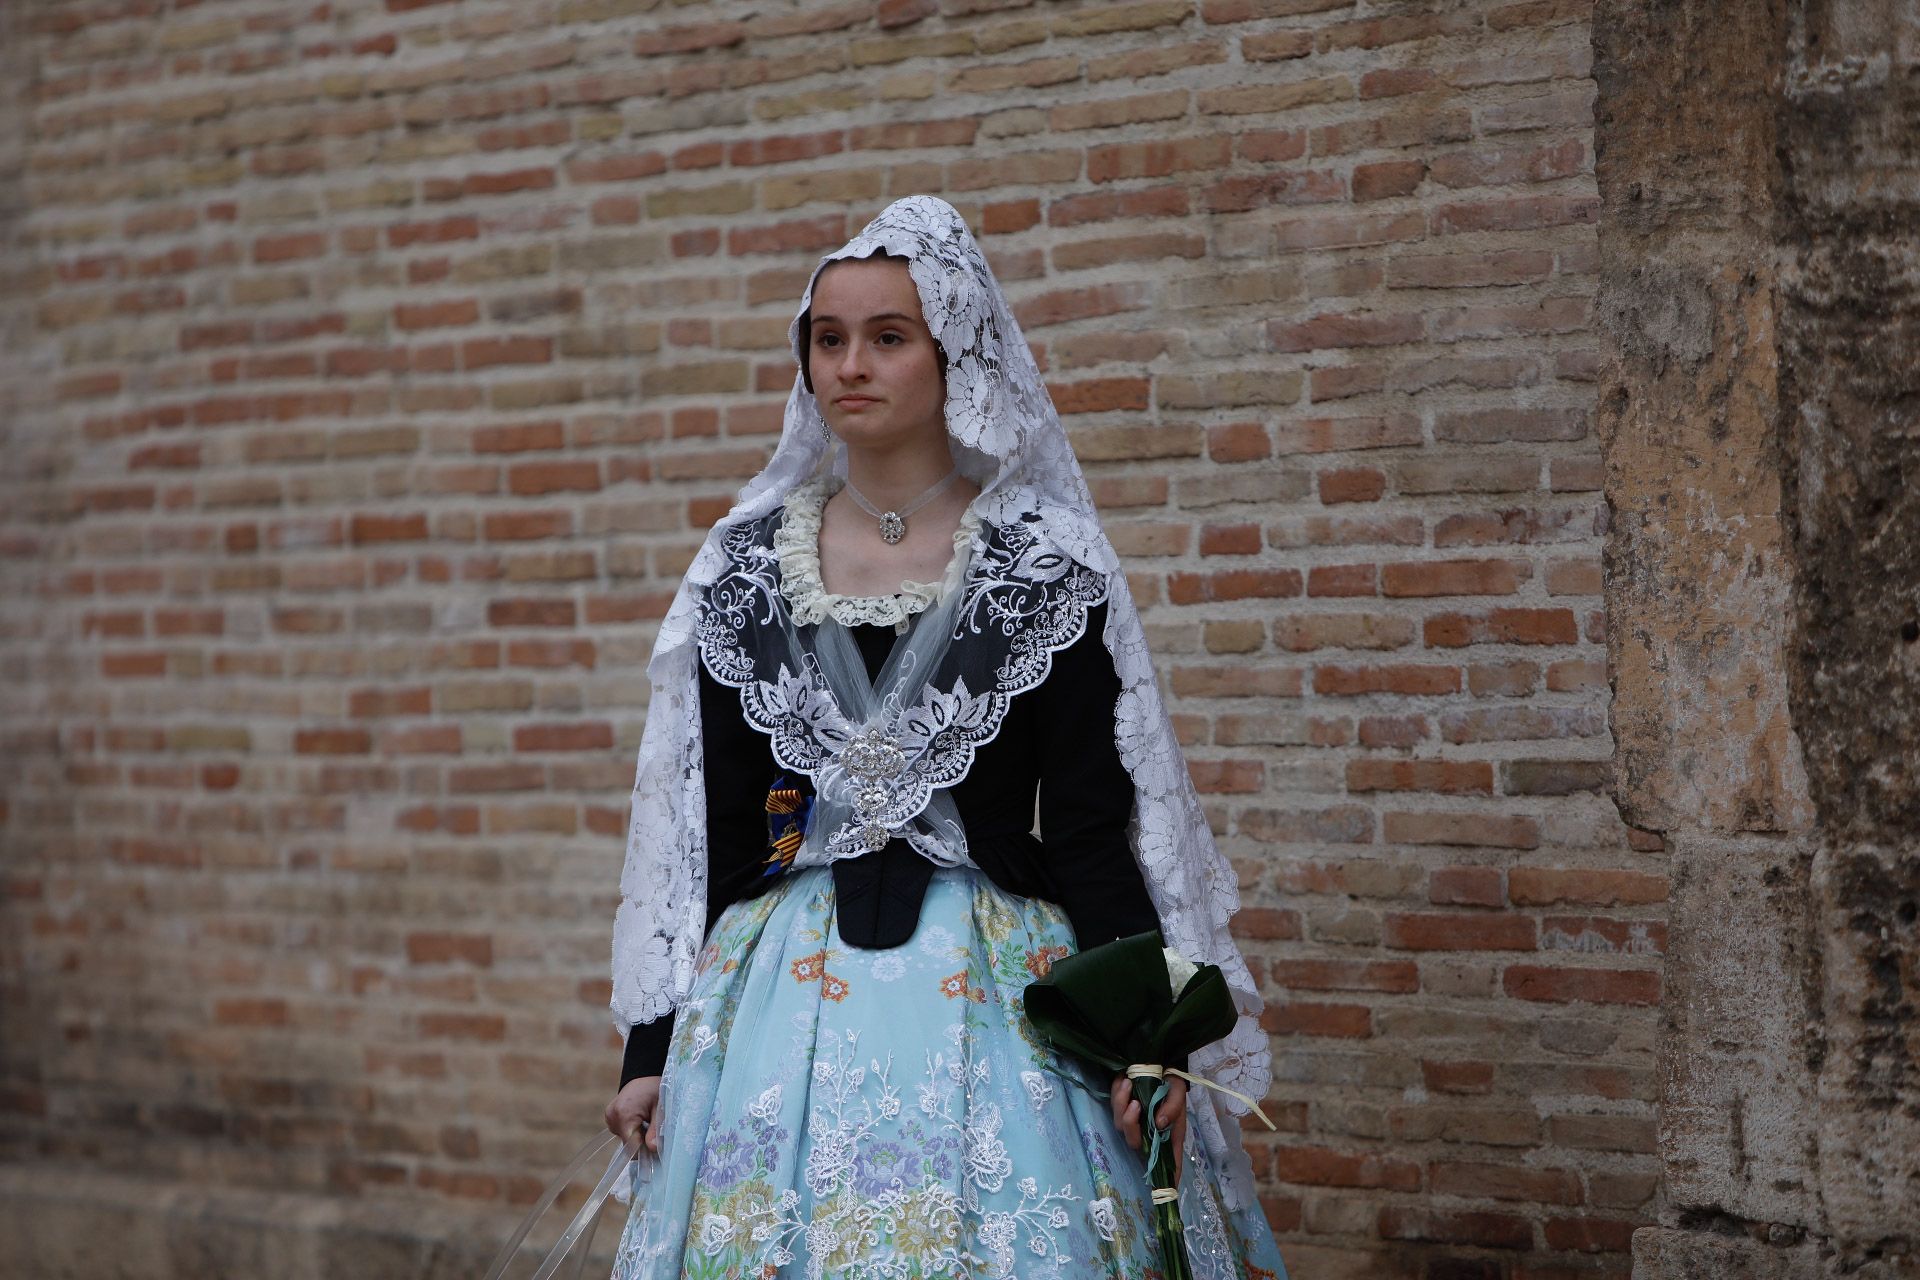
[611,196,1271,1213]
[773,475,982,631]
[700,493,1107,861]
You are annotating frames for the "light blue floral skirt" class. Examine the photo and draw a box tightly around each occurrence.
[609,865,1288,1280]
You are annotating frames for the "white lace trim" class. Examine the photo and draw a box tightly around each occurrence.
[773,474,982,629]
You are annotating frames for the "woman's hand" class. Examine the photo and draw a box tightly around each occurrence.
[1110,1072,1188,1184]
[605,1076,663,1158]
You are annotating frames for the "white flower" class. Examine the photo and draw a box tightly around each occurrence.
[1018,1176,1038,1198]
[698,1213,734,1254]
[1020,1070,1054,1107]
[1089,1197,1118,1241]
[749,1083,782,1125]
[871,953,906,982]
[1163,946,1200,998]
[687,1024,718,1063]
[1048,1206,1069,1230]
[806,1223,840,1260]
[963,1105,1012,1192]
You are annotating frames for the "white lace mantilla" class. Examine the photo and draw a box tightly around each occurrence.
[772,475,982,632]
[612,195,1271,1213]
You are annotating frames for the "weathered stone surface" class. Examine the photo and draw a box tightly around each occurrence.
[1592,0,1816,838]
[1813,844,1920,1248]
[1601,0,1920,1272]
[1632,1225,1824,1280]
[1657,837,1819,1228]
[1776,26,1920,842]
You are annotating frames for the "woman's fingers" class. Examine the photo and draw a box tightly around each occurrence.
[607,1077,663,1159]
[1109,1074,1143,1150]
[1152,1077,1189,1131]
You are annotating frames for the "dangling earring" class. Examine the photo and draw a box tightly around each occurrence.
[818,415,831,443]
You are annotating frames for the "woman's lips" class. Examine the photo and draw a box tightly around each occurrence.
[835,396,879,409]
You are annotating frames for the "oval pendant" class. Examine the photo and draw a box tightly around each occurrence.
[878,512,906,544]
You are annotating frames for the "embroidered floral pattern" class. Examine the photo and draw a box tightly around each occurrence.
[1024,944,1070,980]
[612,866,1287,1280]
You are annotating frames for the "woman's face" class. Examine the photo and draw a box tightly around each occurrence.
[806,258,946,453]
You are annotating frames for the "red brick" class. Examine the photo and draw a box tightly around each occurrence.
[1188,759,1263,793]
[1421,1059,1496,1094]
[294,729,372,756]
[1268,959,1419,993]
[1274,1144,1421,1190]
[487,599,576,628]
[1314,664,1461,696]
[1541,916,1667,955]
[1426,608,1580,647]
[1542,1216,1639,1253]
[1263,1001,1372,1038]
[1429,866,1504,906]
[1503,965,1661,1006]
[1507,868,1668,907]
[1353,159,1427,201]
[405,932,494,966]
[1229,907,1302,940]
[513,723,614,752]
[1206,421,1272,462]
[1385,912,1536,951]
[394,299,479,330]
[1270,311,1424,353]
[1167,568,1304,604]
[1347,759,1493,794]
[1382,559,1529,597]
[1318,468,1386,504]
[1384,811,1540,849]
[1087,136,1233,184]
[1380,1206,1534,1250]
[1199,523,1261,555]
[1431,1160,1582,1205]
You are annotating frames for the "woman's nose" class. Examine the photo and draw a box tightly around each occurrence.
[834,339,871,382]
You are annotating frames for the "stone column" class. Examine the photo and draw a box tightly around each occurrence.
[1595,0,1920,1273]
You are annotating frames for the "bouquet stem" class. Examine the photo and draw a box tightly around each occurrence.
[1128,1070,1190,1280]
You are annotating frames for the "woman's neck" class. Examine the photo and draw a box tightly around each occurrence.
[841,439,962,511]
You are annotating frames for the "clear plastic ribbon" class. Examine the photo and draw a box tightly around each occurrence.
[480,1131,643,1280]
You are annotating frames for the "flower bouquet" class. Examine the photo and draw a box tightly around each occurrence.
[1022,930,1267,1280]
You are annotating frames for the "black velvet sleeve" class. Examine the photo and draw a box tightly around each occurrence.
[1033,601,1166,950]
[1034,601,1189,1073]
[620,662,786,1087]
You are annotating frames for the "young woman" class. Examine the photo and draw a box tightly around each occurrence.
[602,195,1288,1279]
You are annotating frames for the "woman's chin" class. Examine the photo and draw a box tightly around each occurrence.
[826,420,913,451]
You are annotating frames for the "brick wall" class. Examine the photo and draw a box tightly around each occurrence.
[0,1,1660,1275]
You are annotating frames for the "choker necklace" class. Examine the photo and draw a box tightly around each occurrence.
[841,467,960,544]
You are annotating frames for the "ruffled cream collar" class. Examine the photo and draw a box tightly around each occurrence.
[775,475,981,632]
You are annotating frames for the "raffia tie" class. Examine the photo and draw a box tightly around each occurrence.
[1125,1062,1281,1131]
